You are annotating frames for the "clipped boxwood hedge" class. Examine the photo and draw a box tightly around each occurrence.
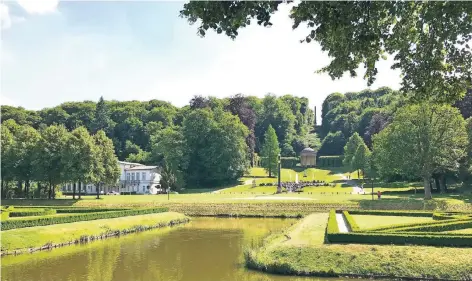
[327,231,472,247]
[348,210,433,217]
[326,209,339,234]
[385,219,472,233]
[1,207,168,230]
[9,208,56,217]
[343,210,360,232]
[55,208,128,213]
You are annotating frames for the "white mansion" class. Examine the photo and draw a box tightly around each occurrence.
[62,161,162,195]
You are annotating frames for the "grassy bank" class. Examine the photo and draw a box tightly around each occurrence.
[245,213,472,280]
[1,212,190,253]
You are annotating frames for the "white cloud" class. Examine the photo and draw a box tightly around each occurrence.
[17,0,59,14]
[1,3,11,29]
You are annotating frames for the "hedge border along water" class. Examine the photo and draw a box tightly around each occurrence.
[9,208,56,217]
[326,210,472,247]
[1,207,169,230]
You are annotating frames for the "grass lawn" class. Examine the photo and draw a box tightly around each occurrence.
[1,212,189,252]
[352,215,433,230]
[246,213,472,280]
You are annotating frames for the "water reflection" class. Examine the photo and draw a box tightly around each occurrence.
[2,217,354,281]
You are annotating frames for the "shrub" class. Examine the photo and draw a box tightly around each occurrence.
[9,208,56,217]
[281,157,299,168]
[318,156,343,167]
[326,210,339,234]
[55,208,128,213]
[349,210,433,217]
[342,211,360,232]
[1,207,169,230]
[385,219,472,233]
[327,231,472,247]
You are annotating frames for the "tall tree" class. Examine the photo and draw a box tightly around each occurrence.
[93,130,120,199]
[1,126,15,199]
[11,125,41,198]
[343,132,364,169]
[36,125,70,199]
[351,143,372,181]
[181,1,472,101]
[373,103,468,199]
[226,94,257,166]
[65,127,98,199]
[318,131,346,156]
[92,96,113,135]
[260,125,280,178]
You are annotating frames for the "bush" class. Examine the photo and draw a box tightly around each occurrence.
[1,207,169,230]
[385,219,472,233]
[55,208,128,213]
[281,157,299,168]
[327,231,472,247]
[326,210,339,234]
[9,208,56,217]
[349,210,433,217]
[318,156,343,167]
[343,211,360,232]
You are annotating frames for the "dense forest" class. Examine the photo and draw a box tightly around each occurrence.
[1,94,317,189]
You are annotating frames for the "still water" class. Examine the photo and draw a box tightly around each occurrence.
[2,217,358,281]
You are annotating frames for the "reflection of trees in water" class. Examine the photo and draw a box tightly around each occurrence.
[2,218,312,281]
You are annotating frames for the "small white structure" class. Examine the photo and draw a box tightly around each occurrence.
[61,161,161,195]
[300,147,317,167]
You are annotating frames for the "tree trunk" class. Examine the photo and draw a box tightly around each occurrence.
[439,174,446,194]
[25,180,31,198]
[1,179,5,199]
[48,182,52,199]
[17,181,23,198]
[357,170,360,180]
[96,183,100,199]
[73,182,76,199]
[424,177,432,200]
[37,182,42,198]
[78,182,82,199]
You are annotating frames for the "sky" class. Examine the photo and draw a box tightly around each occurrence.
[1,1,402,122]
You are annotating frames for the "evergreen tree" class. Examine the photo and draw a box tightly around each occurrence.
[261,125,280,178]
[351,143,371,181]
[93,130,121,199]
[92,96,112,135]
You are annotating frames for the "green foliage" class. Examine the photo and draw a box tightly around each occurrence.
[349,210,433,217]
[351,143,371,178]
[326,209,339,234]
[280,157,299,168]
[8,208,56,217]
[181,2,472,101]
[260,125,280,177]
[317,156,343,167]
[342,211,360,232]
[373,103,468,199]
[318,131,346,156]
[327,210,472,247]
[93,130,121,198]
[1,207,168,230]
[343,132,364,167]
[1,210,10,221]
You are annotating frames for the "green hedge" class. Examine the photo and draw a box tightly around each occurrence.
[318,156,343,167]
[55,208,128,213]
[326,210,339,234]
[1,207,169,230]
[9,208,56,217]
[432,212,472,221]
[366,216,472,232]
[349,210,433,217]
[327,231,472,247]
[260,157,299,168]
[343,211,360,232]
[385,219,472,233]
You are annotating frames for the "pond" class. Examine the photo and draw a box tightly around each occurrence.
[2,217,363,281]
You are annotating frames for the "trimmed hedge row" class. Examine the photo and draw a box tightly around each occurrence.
[343,211,360,232]
[326,210,472,247]
[1,207,169,230]
[384,219,472,233]
[433,212,472,221]
[55,208,128,214]
[348,210,433,217]
[365,216,472,232]
[326,209,339,234]
[327,231,472,247]
[317,156,343,167]
[9,208,56,217]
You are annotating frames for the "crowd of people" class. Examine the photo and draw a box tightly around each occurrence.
[281,180,335,192]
